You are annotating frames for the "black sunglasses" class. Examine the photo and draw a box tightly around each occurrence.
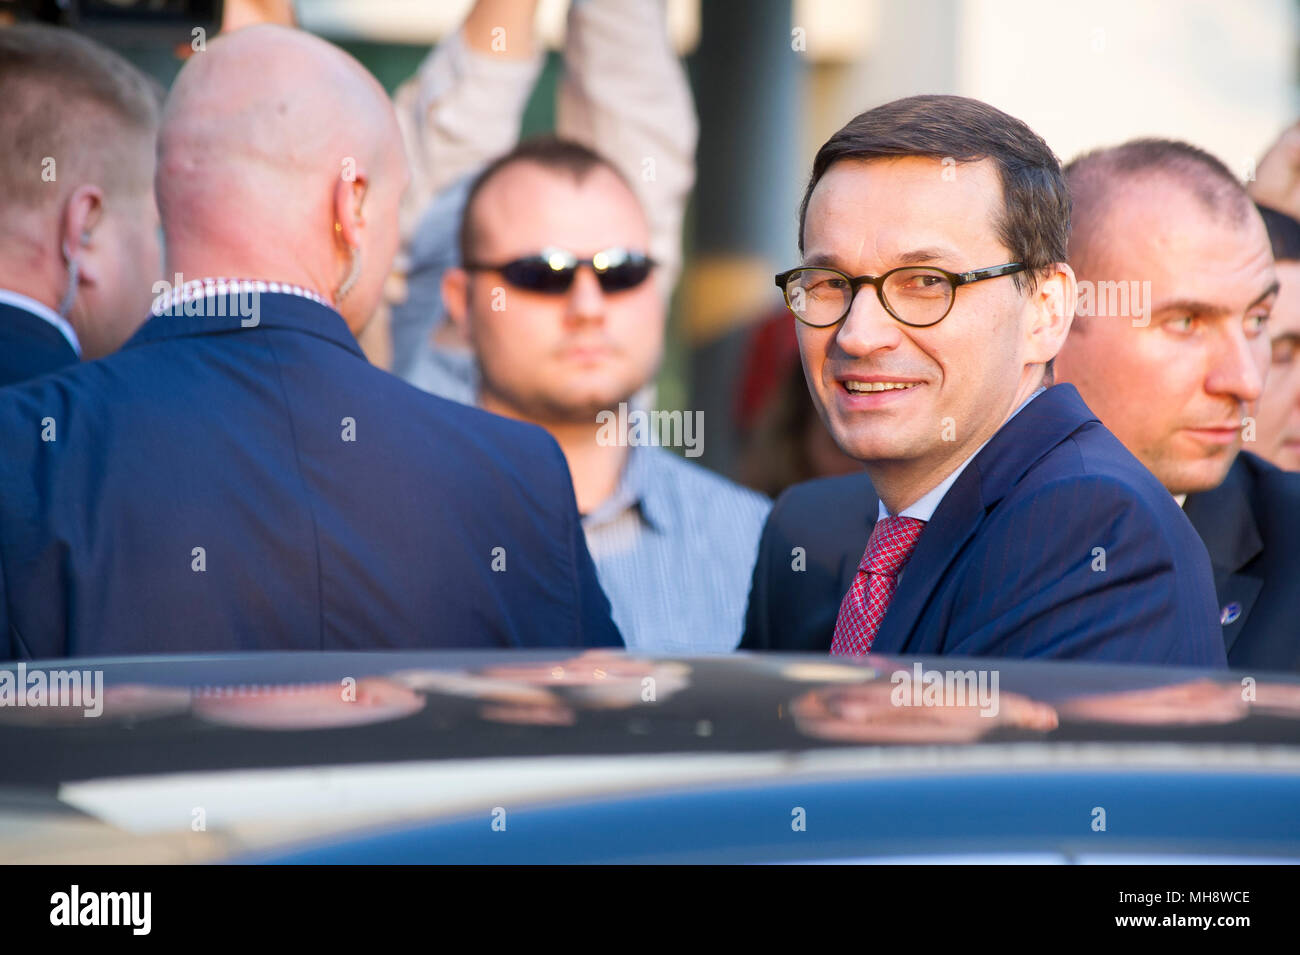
[464,247,655,295]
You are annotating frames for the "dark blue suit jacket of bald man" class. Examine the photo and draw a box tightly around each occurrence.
[741,383,1226,666]
[0,291,621,659]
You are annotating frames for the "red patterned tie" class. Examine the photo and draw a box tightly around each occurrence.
[830,515,927,656]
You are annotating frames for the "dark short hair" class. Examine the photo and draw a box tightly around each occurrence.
[0,24,162,210]
[1257,203,1300,263]
[1064,139,1254,273]
[798,94,1071,293]
[458,136,636,263]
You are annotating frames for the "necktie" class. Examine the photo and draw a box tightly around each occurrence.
[830,515,926,656]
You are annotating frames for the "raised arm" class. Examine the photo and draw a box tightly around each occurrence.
[557,0,698,295]
[393,0,545,242]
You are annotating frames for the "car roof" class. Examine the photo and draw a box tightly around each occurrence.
[2,650,1296,787]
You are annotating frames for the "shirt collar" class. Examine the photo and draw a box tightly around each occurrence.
[581,444,674,534]
[128,279,363,361]
[0,288,81,356]
[878,385,1046,523]
[150,277,328,315]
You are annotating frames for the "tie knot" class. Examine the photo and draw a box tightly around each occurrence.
[861,515,926,577]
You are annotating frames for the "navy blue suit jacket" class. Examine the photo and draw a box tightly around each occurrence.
[1184,451,1300,672]
[0,292,621,658]
[0,300,78,388]
[741,383,1226,666]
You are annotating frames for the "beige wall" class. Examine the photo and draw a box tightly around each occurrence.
[814,0,1298,175]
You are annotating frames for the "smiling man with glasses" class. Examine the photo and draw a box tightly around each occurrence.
[442,137,770,653]
[741,95,1225,666]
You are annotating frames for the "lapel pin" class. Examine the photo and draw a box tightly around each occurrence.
[1220,602,1242,625]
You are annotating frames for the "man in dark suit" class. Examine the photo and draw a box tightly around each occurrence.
[1184,206,1300,673]
[1251,204,1300,472]
[0,25,619,658]
[1055,141,1299,671]
[1182,453,1300,671]
[0,26,163,386]
[0,295,77,386]
[741,96,1224,666]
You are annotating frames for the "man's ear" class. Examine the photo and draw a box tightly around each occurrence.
[442,266,470,334]
[1027,261,1076,366]
[332,169,369,253]
[59,185,104,285]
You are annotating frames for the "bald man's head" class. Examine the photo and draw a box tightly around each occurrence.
[158,25,408,333]
[1055,139,1276,495]
[1066,139,1254,284]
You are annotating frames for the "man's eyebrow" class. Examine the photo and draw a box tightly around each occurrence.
[1152,282,1281,318]
[1249,280,1281,310]
[893,247,962,266]
[1151,298,1231,318]
[802,247,962,270]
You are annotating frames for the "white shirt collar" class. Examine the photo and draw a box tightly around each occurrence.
[878,386,1046,523]
[0,288,81,356]
[1174,493,1187,508]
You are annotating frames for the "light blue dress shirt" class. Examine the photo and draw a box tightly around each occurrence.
[582,444,771,653]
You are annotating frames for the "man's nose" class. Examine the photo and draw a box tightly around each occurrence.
[835,283,903,356]
[1206,325,1267,406]
[565,266,606,326]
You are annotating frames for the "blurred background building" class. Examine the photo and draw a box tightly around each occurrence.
[8,0,1298,486]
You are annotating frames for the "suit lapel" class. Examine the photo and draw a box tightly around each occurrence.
[871,469,986,653]
[1183,456,1262,655]
[1212,575,1263,657]
[869,384,1100,654]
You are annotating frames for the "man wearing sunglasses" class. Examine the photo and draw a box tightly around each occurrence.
[388,0,696,404]
[441,137,770,653]
[741,95,1224,666]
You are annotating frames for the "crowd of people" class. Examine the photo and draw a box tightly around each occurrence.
[0,1,1297,673]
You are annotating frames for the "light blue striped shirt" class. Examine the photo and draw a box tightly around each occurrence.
[582,445,771,653]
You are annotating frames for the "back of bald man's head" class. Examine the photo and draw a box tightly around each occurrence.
[1065,138,1254,276]
[0,24,161,220]
[157,25,406,294]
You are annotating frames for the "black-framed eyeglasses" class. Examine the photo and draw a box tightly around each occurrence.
[464,246,656,295]
[775,262,1025,328]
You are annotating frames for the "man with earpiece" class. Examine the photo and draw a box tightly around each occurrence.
[0,24,163,388]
